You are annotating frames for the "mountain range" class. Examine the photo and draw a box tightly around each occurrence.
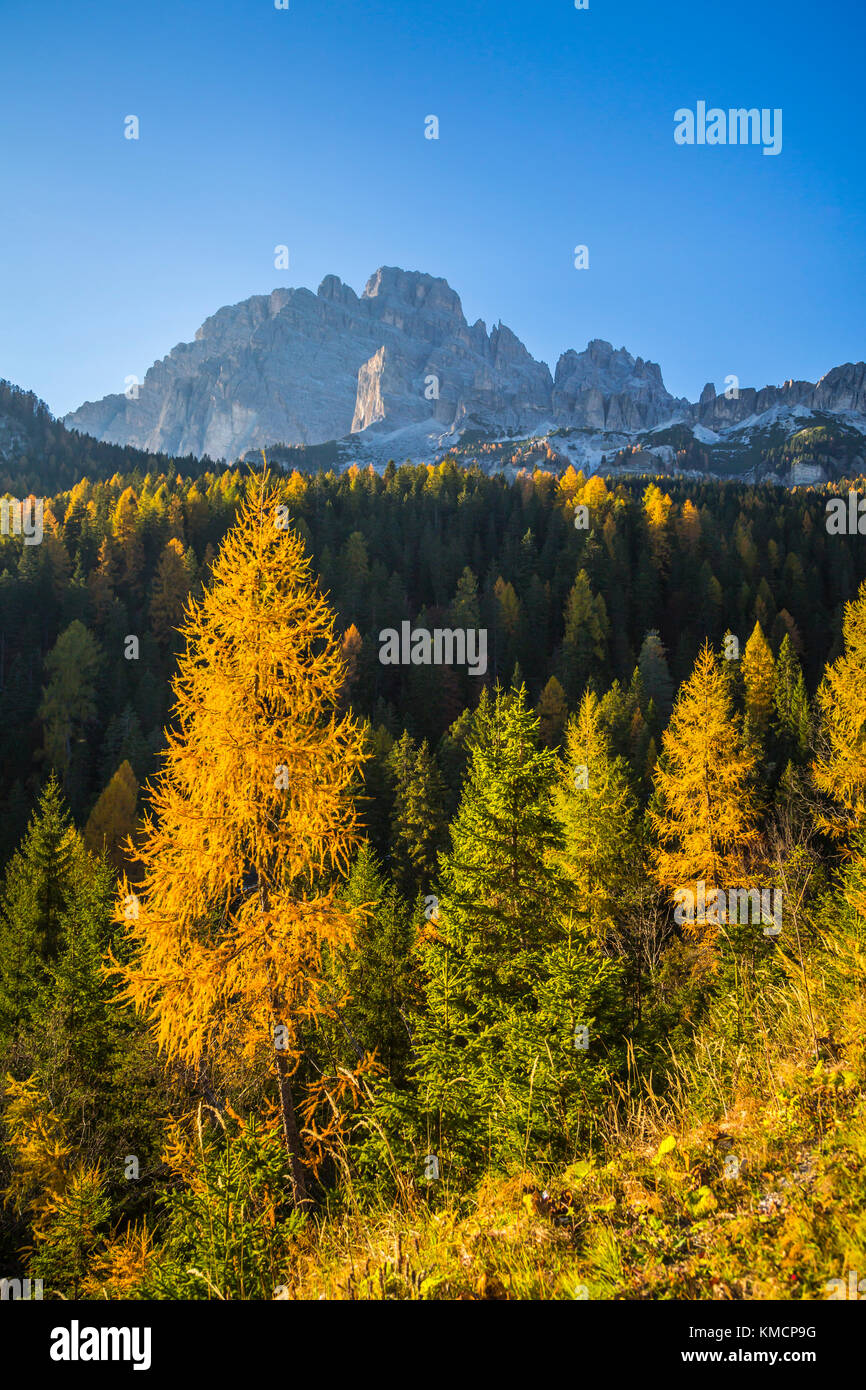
[32,265,866,483]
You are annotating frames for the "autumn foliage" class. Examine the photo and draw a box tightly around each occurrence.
[113,471,367,1202]
[650,642,759,920]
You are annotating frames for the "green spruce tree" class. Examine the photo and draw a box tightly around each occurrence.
[411,686,618,1182]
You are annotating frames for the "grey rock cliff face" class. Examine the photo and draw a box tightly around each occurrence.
[688,364,866,430]
[63,267,866,462]
[66,268,554,459]
[552,339,688,431]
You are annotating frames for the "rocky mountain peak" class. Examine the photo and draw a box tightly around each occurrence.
[60,264,865,466]
[814,362,866,411]
[552,339,683,432]
[361,266,464,318]
[489,321,540,369]
[689,363,866,430]
[317,274,359,308]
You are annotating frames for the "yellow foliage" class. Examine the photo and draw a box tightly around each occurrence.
[813,580,866,830]
[579,475,609,509]
[149,537,192,644]
[80,1222,157,1298]
[743,621,775,738]
[494,576,521,634]
[285,471,309,505]
[112,471,368,1185]
[652,1135,677,1164]
[650,642,759,918]
[1,1075,72,1242]
[676,498,701,550]
[557,465,585,505]
[643,483,673,568]
[84,759,138,870]
[643,482,672,529]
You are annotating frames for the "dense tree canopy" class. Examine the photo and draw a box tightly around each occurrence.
[2,455,866,1303]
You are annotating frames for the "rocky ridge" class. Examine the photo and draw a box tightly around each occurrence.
[60,266,866,479]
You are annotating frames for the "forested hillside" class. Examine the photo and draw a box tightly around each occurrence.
[0,379,203,495]
[0,459,862,853]
[1,460,865,1300]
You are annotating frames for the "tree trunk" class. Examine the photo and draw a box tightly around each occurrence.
[275,1049,312,1210]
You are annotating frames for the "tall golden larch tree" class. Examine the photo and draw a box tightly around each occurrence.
[643,482,673,571]
[675,498,701,552]
[536,675,568,748]
[650,642,759,927]
[552,690,639,939]
[111,486,144,590]
[742,620,776,742]
[149,537,194,646]
[812,579,866,831]
[88,538,117,624]
[114,471,367,1207]
[85,759,139,871]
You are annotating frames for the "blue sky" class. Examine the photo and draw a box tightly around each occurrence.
[0,0,863,418]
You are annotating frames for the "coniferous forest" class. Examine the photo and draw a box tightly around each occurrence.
[1,456,865,1306]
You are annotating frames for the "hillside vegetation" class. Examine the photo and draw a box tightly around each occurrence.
[0,462,864,1300]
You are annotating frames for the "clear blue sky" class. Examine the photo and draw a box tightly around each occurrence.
[1,0,863,418]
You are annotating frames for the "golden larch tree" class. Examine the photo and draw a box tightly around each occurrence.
[494,576,521,636]
[149,537,194,646]
[580,474,609,510]
[339,623,363,702]
[114,471,367,1207]
[85,759,139,871]
[650,642,759,925]
[812,579,866,831]
[552,690,639,939]
[536,675,568,748]
[742,620,776,741]
[557,464,584,507]
[111,487,144,589]
[675,498,701,552]
[643,482,673,570]
[87,538,117,624]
